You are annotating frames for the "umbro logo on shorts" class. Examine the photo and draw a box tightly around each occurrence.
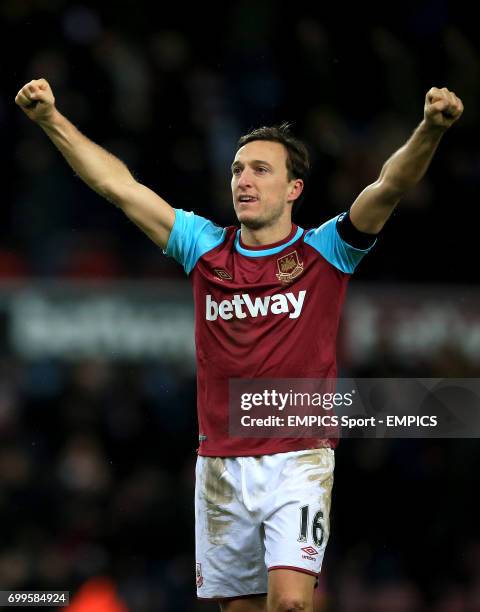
[301,546,319,561]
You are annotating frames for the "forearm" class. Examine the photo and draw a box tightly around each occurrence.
[349,87,462,234]
[380,120,445,193]
[38,109,134,200]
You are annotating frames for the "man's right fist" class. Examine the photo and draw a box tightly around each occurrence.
[15,78,56,123]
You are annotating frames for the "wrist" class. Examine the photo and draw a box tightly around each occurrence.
[37,106,61,129]
[419,118,448,138]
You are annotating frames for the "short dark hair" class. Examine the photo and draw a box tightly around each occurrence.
[236,122,310,183]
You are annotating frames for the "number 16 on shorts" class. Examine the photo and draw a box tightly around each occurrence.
[298,505,325,561]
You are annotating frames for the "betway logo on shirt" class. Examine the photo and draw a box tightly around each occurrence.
[206,290,306,321]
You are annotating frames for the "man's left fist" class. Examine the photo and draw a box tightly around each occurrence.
[424,87,464,130]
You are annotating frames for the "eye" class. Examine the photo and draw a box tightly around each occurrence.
[256,167,268,173]
[232,167,241,175]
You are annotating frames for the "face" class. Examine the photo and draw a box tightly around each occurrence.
[231,140,303,230]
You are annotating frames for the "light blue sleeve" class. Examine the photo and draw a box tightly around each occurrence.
[304,212,375,273]
[164,209,226,274]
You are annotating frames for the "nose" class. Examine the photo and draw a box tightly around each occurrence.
[237,169,253,189]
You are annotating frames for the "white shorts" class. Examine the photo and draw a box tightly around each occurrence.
[195,448,334,600]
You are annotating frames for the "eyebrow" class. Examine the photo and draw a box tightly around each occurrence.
[231,159,273,171]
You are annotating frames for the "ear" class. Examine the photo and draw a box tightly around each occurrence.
[287,179,304,203]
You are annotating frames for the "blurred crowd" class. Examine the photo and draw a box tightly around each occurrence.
[1,1,480,610]
[1,354,480,611]
[1,1,479,283]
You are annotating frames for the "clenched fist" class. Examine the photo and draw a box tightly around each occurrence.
[15,78,56,123]
[424,87,463,130]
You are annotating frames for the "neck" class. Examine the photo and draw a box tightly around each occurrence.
[240,217,293,247]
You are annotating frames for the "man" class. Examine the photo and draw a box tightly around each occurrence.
[15,79,463,611]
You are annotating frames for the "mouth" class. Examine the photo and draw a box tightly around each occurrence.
[236,195,259,206]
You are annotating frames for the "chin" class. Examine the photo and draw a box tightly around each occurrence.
[236,212,265,230]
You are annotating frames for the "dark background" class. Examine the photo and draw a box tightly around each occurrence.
[1,1,479,610]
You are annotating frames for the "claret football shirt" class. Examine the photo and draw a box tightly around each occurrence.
[165,209,373,456]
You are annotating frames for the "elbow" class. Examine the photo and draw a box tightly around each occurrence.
[91,179,117,203]
[379,164,420,195]
[98,179,136,208]
[378,175,409,199]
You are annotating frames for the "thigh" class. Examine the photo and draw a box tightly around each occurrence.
[195,456,268,601]
[263,448,334,577]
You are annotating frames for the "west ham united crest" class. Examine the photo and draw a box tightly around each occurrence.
[196,562,204,587]
[276,250,304,284]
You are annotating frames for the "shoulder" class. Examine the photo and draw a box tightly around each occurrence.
[303,213,376,274]
[164,209,227,274]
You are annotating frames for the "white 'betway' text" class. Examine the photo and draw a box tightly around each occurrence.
[206,290,306,321]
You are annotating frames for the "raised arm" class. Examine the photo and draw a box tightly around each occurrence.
[15,78,175,249]
[349,86,464,235]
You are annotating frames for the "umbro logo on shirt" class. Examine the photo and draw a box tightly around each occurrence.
[213,268,232,281]
[206,291,306,321]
